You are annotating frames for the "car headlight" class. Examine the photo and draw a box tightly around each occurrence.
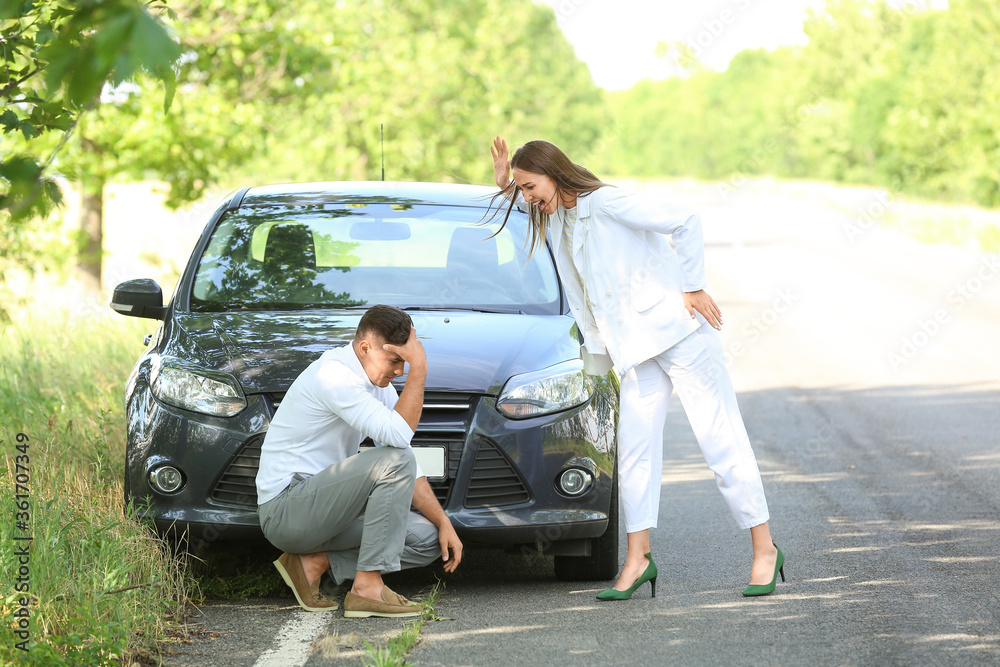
[497,360,594,419]
[150,356,247,417]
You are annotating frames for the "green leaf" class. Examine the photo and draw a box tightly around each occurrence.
[0,109,19,132]
[161,67,176,112]
[19,121,36,140]
[0,155,42,182]
[128,4,181,73]
[0,1,26,20]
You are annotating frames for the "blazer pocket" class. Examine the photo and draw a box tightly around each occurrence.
[630,281,665,312]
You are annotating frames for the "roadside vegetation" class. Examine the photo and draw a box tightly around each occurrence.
[0,303,191,665]
[361,580,447,667]
[602,0,1000,209]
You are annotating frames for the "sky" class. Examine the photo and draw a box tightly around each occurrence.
[537,0,946,91]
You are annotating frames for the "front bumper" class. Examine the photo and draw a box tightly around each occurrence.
[125,371,619,552]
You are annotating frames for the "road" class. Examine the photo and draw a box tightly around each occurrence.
[165,180,1000,666]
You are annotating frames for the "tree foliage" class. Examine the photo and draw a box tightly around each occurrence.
[3,0,606,291]
[0,0,178,294]
[226,0,608,186]
[0,0,178,217]
[598,0,1000,207]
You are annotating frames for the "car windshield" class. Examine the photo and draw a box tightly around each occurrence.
[190,202,561,314]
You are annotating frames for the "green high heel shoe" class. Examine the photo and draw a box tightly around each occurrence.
[742,543,785,597]
[596,553,657,600]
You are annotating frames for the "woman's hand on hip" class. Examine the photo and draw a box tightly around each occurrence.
[684,290,723,330]
[491,135,511,189]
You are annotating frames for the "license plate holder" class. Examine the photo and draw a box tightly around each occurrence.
[359,445,447,481]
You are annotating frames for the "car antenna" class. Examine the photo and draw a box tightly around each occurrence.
[380,124,385,181]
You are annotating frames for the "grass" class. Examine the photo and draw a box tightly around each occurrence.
[187,543,285,601]
[885,209,1000,253]
[0,294,450,666]
[361,579,448,667]
[0,300,192,665]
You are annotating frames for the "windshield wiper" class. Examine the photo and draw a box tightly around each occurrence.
[402,306,523,315]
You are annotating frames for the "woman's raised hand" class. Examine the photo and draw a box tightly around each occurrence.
[491,136,511,189]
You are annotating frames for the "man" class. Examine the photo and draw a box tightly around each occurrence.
[255,304,463,616]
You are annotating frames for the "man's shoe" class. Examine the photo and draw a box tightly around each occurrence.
[343,585,422,618]
[273,553,339,612]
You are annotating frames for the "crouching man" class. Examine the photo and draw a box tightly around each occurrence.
[255,305,463,616]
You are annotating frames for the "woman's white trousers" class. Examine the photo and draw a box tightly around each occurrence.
[617,323,770,532]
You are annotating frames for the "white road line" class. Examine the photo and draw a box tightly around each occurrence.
[253,610,329,667]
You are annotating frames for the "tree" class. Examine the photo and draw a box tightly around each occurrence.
[235,0,608,187]
[596,0,1000,207]
[50,0,325,291]
[13,0,608,293]
[877,0,1000,204]
[0,0,178,294]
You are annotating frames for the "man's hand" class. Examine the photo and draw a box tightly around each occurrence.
[387,327,426,432]
[383,326,426,369]
[491,135,511,189]
[684,290,723,330]
[412,476,463,573]
[437,521,463,573]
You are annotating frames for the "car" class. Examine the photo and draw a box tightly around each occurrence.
[111,181,620,580]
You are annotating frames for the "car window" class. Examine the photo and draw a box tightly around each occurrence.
[190,203,560,314]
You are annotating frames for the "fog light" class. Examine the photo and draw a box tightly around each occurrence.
[558,468,593,497]
[149,465,184,493]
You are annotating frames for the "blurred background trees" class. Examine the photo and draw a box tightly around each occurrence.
[1,0,606,294]
[600,0,1000,208]
[1,0,179,292]
[2,0,998,296]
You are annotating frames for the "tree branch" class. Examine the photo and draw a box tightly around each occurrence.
[0,66,46,100]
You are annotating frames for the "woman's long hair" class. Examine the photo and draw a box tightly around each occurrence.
[486,140,610,256]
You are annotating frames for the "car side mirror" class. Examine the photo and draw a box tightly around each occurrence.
[110,279,168,320]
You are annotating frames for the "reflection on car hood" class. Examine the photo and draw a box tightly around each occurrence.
[168,310,581,395]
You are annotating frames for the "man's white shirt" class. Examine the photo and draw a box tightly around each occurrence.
[255,344,421,505]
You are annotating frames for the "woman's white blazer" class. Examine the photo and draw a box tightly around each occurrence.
[545,186,708,374]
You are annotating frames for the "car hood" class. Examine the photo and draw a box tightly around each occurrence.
[166,310,582,395]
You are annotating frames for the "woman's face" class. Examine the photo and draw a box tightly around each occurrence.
[512,168,567,213]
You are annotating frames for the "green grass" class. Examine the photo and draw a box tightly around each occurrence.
[187,543,285,601]
[892,212,1000,253]
[361,579,448,667]
[0,302,191,665]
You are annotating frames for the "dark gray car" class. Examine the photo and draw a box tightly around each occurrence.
[112,181,619,580]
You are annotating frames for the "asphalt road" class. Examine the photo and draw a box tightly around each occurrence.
[165,180,1000,667]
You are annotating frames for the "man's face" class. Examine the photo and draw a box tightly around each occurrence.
[355,335,406,387]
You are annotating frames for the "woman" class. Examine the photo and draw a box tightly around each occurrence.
[488,137,783,599]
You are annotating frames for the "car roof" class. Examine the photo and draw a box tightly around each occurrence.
[235,181,503,210]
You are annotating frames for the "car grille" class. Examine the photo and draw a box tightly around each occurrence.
[463,437,531,508]
[209,392,477,510]
[209,435,263,508]
[395,390,476,507]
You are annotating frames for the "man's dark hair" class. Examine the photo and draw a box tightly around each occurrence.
[355,305,412,346]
